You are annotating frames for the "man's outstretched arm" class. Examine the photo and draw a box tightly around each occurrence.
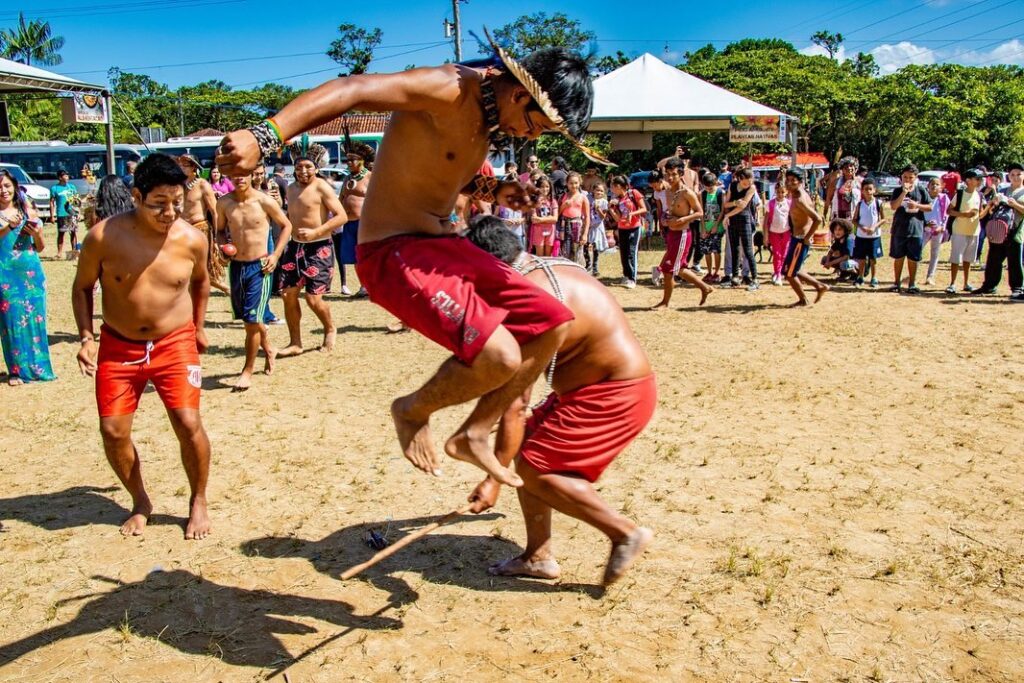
[217,67,463,175]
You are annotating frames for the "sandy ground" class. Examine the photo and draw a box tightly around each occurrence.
[1,230,1023,682]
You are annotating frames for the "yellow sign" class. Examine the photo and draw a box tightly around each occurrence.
[729,116,780,143]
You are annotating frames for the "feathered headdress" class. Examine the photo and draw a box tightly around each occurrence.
[482,28,613,167]
[343,119,375,163]
[289,133,329,170]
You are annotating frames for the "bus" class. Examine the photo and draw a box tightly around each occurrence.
[0,142,143,192]
[146,133,384,178]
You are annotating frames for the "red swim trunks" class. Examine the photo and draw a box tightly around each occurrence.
[356,234,574,364]
[659,228,691,275]
[520,374,657,482]
[95,322,202,417]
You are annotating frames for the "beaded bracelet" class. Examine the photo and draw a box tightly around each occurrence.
[247,118,283,161]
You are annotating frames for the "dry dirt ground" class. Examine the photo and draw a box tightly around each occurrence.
[1,233,1023,682]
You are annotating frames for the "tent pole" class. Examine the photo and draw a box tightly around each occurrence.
[103,90,115,176]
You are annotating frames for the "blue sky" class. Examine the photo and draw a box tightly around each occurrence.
[12,0,1024,90]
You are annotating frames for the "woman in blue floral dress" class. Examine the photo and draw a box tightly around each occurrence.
[0,169,55,385]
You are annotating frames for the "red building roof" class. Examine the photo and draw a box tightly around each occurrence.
[306,113,391,137]
[744,152,829,170]
[185,128,225,138]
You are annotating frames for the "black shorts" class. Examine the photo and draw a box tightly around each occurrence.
[889,222,924,262]
[853,236,882,260]
[56,215,76,234]
[277,239,334,295]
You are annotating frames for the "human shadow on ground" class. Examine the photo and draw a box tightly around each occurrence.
[46,330,82,345]
[0,485,185,532]
[241,512,604,599]
[0,569,401,670]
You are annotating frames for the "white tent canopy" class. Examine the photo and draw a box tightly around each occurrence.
[0,57,104,94]
[589,53,789,132]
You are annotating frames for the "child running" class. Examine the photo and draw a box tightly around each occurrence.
[763,180,791,285]
[852,178,885,288]
[529,176,558,257]
[923,177,950,285]
[216,172,293,391]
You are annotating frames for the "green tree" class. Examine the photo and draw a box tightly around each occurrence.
[327,24,383,77]
[592,50,630,76]
[849,52,879,78]
[810,30,844,60]
[489,12,595,59]
[1,12,65,66]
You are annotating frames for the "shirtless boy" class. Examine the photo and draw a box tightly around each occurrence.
[335,141,373,296]
[216,172,292,390]
[465,216,656,586]
[72,153,212,539]
[279,157,348,356]
[651,157,713,308]
[782,169,830,306]
[218,39,605,487]
[178,154,227,293]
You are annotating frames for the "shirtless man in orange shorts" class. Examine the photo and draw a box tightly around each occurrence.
[217,36,610,488]
[464,216,656,586]
[72,153,213,540]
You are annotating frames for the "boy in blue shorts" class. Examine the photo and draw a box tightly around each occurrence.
[783,170,829,306]
[216,172,293,391]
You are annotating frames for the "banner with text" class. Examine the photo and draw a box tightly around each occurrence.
[729,115,780,143]
[61,94,108,125]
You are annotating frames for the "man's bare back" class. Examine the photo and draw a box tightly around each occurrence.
[87,215,207,339]
[182,178,215,225]
[520,263,651,393]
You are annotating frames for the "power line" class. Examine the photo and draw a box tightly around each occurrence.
[844,0,958,37]
[2,0,247,20]
[62,42,448,77]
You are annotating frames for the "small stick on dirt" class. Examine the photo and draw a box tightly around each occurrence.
[950,526,1010,555]
[341,505,474,580]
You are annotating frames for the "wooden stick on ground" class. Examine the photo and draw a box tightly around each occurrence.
[340,504,474,580]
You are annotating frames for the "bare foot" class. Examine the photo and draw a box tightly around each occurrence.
[815,284,830,303]
[603,526,653,586]
[488,555,561,579]
[789,300,810,308]
[386,321,410,334]
[264,348,277,375]
[321,329,337,352]
[277,344,304,358]
[391,397,441,476]
[185,497,211,540]
[120,498,152,537]
[445,430,523,487]
[232,372,252,393]
[649,300,669,310]
[698,286,713,306]
[8,377,24,386]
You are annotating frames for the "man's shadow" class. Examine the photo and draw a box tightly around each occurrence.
[241,512,604,598]
[0,486,185,531]
[0,569,401,670]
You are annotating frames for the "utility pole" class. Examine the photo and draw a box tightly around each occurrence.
[178,95,185,137]
[452,0,462,61]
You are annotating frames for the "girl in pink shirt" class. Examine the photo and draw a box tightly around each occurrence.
[528,176,558,257]
[763,181,791,284]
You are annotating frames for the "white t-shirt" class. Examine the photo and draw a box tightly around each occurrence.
[856,198,882,239]
[769,197,790,233]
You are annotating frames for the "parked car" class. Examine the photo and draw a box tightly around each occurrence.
[0,162,51,220]
[865,171,900,197]
[916,169,946,189]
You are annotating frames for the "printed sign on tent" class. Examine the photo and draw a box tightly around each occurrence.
[729,115,780,143]
[61,93,108,125]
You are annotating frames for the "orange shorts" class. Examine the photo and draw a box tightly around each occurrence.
[519,374,657,482]
[95,322,202,417]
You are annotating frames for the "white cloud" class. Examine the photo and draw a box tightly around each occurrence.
[954,39,1024,67]
[869,42,936,74]
[799,43,848,62]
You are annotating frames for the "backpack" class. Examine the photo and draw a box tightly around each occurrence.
[986,200,1014,245]
[945,189,964,236]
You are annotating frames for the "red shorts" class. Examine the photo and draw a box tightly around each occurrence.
[96,322,202,417]
[659,229,691,275]
[520,374,657,482]
[356,234,574,364]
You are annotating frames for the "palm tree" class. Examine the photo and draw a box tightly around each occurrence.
[1,13,65,66]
